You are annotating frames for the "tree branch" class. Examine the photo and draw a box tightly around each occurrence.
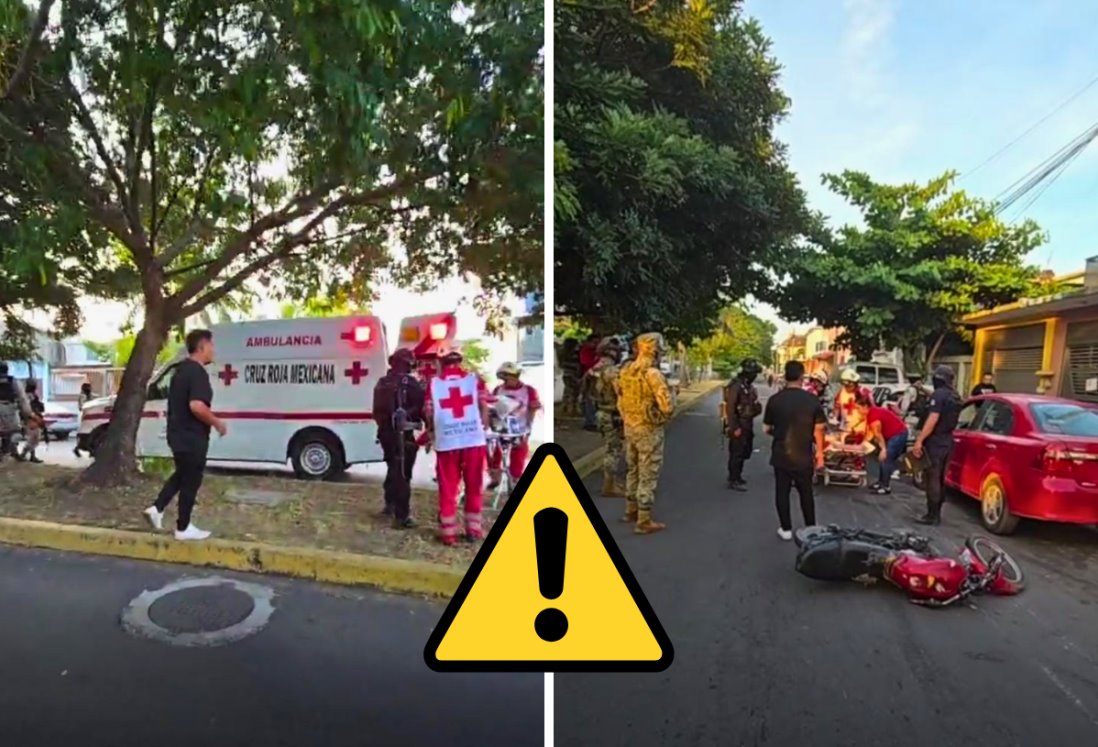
[62,76,129,212]
[1,0,56,102]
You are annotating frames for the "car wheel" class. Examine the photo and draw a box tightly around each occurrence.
[980,475,1020,535]
[87,426,108,457]
[290,431,343,481]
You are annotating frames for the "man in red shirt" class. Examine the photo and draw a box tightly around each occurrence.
[425,344,492,545]
[856,391,909,495]
[487,362,541,488]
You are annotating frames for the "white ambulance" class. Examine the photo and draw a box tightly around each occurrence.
[77,313,457,480]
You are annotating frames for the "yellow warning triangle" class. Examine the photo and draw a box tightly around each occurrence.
[424,442,674,672]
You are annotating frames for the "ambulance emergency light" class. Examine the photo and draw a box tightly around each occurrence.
[430,323,449,341]
[353,325,371,343]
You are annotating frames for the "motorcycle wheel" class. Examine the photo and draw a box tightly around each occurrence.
[967,535,1025,592]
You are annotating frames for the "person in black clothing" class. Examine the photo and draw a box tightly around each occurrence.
[971,373,997,397]
[912,364,962,525]
[144,329,225,541]
[724,358,763,491]
[372,348,426,529]
[763,360,827,541]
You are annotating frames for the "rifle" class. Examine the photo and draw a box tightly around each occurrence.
[392,375,418,484]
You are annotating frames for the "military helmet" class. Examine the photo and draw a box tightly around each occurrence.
[388,348,415,368]
[740,358,762,376]
[596,336,621,355]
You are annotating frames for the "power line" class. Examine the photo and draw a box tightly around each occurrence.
[959,71,1098,183]
[995,119,1098,214]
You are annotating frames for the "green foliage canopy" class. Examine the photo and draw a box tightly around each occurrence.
[554,0,808,342]
[687,305,775,378]
[767,171,1046,363]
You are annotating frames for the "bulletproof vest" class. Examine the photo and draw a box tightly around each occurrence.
[730,380,759,421]
[618,362,664,428]
[592,362,619,411]
[0,376,14,404]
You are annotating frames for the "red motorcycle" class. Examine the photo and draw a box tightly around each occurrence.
[794,525,1024,607]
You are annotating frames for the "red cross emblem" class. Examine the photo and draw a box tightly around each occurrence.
[344,361,368,385]
[439,386,475,418]
[217,364,239,386]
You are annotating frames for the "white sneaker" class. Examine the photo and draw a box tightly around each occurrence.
[777,528,793,541]
[175,523,211,541]
[144,506,164,531]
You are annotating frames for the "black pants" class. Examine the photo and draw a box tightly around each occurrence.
[155,448,208,531]
[727,429,753,482]
[924,443,952,516]
[774,466,816,531]
[381,433,418,521]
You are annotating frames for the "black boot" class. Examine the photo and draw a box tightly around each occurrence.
[914,507,940,525]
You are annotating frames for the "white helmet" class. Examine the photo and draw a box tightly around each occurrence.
[839,368,860,384]
[496,361,521,378]
[436,342,463,362]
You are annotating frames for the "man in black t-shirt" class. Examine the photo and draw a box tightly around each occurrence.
[912,364,962,525]
[763,360,827,541]
[970,373,997,397]
[144,329,226,540]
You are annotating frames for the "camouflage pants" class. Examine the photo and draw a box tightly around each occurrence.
[597,411,623,473]
[624,425,665,512]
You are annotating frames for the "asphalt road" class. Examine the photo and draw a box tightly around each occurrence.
[557,387,1098,747]
[0,547,541,747]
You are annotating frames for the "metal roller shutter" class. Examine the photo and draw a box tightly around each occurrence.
[990,347,1042,394]
[1061,344,1098,404]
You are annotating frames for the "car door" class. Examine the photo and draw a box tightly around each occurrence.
[965,399,1015,493]
[946,400,987,491]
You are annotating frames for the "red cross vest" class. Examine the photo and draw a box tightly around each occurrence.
[431,374,486,452]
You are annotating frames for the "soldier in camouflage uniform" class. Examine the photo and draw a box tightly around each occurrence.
[615,332,674,534]
[583,336,625,497]
[559,338,582,417]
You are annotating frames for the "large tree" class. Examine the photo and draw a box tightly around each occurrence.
[0,0,542,484]
[687,305,776,378]
[554,0,808,341]
[767,171,1046,369]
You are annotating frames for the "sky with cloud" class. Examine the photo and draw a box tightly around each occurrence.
[744,0,1098,334]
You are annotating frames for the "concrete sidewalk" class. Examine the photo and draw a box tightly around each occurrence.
[556,379,724,477]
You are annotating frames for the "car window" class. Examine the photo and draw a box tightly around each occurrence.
[877,367,900,385]
[977,401,1014,436]
[855,365,876,384]
[957,401,984,431]
[1031,403,1098,437]
[147,364,179,401]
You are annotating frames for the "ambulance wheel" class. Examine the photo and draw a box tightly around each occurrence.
[290,430,344,481]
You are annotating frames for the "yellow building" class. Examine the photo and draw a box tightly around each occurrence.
[964,266,1093,400]
[773,333,806,370]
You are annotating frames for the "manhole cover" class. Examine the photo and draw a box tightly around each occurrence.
[121,577,276,647]
[148,585,255,633]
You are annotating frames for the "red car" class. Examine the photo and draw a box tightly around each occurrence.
[945,393,1098,534]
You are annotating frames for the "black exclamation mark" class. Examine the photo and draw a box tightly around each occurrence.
[533,508,569,642]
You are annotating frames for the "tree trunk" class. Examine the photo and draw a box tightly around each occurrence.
[925,332,947,370]
[80,305,168,486]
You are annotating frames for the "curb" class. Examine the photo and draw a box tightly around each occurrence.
[0,517,464,598]
[571,380,724,478]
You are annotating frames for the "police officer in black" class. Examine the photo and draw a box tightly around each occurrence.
[912,365,963,525]
[372,348,425,529]
[725,358,763,491]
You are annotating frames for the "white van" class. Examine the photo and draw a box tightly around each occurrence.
[832,360,906,396]
[77,313,456,480]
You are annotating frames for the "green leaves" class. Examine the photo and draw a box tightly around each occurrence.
[766,171,1046,364]
[555,0,807,342]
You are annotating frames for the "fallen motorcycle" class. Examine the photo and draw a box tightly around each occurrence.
[794,525,1024,607]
